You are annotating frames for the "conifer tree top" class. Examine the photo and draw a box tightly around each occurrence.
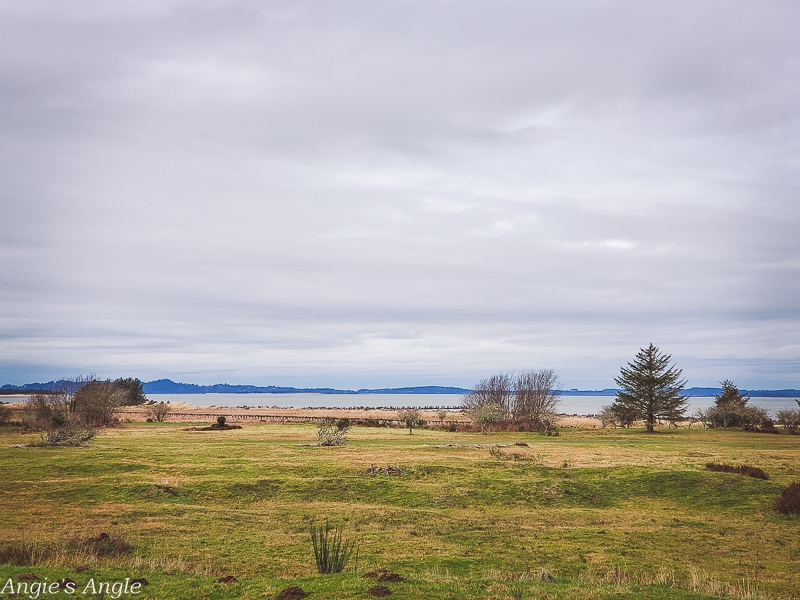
[612,343,688,432]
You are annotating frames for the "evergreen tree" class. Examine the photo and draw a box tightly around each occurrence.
[707,380,750,428]
[612,343,688,432]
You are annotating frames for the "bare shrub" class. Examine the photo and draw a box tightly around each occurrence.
[511,369,561,432]
[397,408,424,434]
[467,403,505,435]
[30,424,96,447]
[774,481,800,515]
[317,418,350,446]
[462,374,513,417]
[599,403,638,428]
[73,380,124,427]
[0,403,11,425]
[24,386,97,446]
[776,406,800,434]
[145,401,171,422]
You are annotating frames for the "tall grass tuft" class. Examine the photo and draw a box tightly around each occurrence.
[310,520,356,574]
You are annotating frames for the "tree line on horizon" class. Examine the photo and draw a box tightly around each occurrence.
[465,343,800,434]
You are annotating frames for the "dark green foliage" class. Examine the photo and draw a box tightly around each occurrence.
[217,415,227,427]
[705,462,768,480]
[702,380,771,430]
[774,481,800,515]
[112,377,147,405]
[599,403,639,428]
[310,520,356,574]
[611,343,687,432]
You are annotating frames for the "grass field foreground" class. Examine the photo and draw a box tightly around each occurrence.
[1,422,799,599]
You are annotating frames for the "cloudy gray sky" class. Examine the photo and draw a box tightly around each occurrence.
[1,1,799,389]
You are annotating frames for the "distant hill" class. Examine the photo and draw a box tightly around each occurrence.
[142,380,470,395]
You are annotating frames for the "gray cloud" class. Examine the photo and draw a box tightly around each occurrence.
[1,1,799,388]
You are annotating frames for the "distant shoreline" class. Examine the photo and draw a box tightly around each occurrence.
[4,380,799,397]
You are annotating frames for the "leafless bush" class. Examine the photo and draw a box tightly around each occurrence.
[29,423,96,447]
[0,403,11,425]
[776,405,800,434]
[511,369,561,431]
[467,403,505,435]
[317,418,351,446]
[397,408,424,434]
[145,401,172,422]
[73,380,124,427]
[462,374,513,417]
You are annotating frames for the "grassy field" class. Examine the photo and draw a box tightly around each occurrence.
[1,422,799,599]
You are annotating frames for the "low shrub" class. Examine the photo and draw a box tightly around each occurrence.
[776,407,800,434]
[774,481,800,515]
[0,542,41,566]
[705,462,768,480]
[72,532,133,557]
[0,403,11,425]
[317,418,350,446]
[29,424,96,447]
[0,532,132,566]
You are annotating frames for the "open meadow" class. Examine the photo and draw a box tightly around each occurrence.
[1,420,799,599]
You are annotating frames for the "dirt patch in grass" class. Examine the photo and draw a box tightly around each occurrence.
[275,586,309,599]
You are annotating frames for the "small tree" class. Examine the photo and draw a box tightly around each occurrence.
[397,408,423,434]
[112,378,147,405]
[511,369,561,431]
[462,373,513,417]
[611,343,688,433]
[776,401,800,434]
[25,390,73,430]
[705,380,750,428]
[467,403,505,435]
[73,380,124,427]
[145,401,171,423]
[317,417,351,446]
[0,403,11,425]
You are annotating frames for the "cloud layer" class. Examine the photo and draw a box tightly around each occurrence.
[2,1,799,388]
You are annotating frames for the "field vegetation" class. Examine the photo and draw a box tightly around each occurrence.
[1,419,799,599]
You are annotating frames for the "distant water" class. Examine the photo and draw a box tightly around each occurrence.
[146,393,799,416]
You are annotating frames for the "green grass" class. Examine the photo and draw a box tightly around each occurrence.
[1,423,799,598]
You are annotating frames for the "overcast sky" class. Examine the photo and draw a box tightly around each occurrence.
[1,1,799,389]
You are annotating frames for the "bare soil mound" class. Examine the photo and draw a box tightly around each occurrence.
[276,586,309,600]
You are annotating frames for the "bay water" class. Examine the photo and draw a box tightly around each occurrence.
[147,393,799,416]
